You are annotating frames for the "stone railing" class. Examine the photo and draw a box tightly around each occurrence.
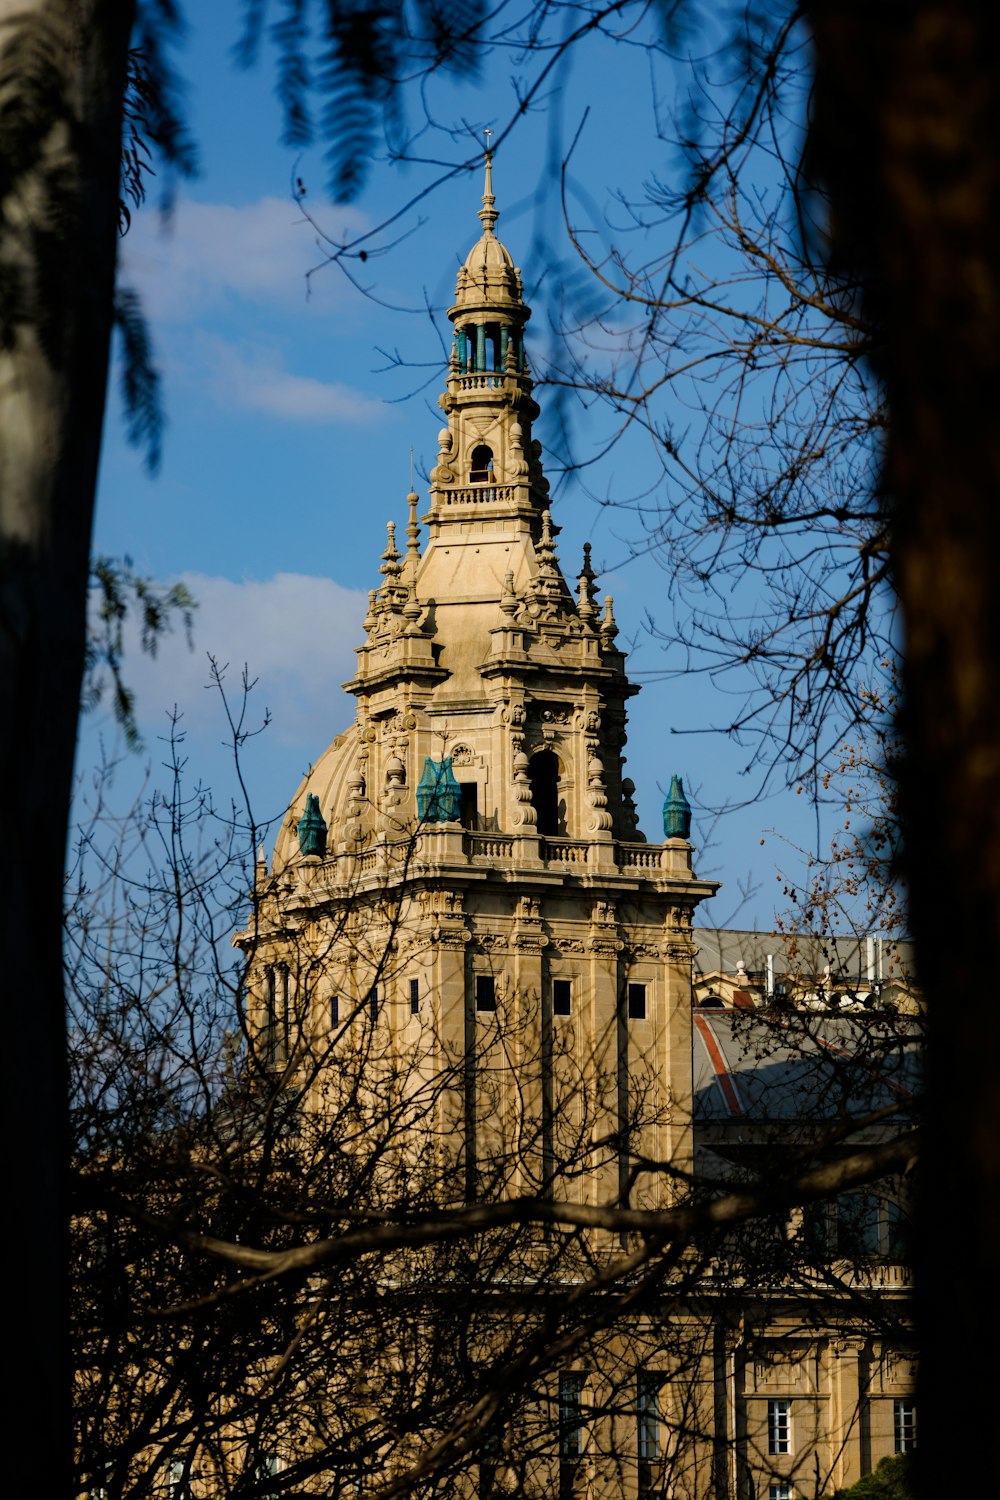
[455,373,503,391]
[540,837,590,865]
[300,832,688,882]
[466,832,516,861]
[849,1261,914,1289]
[617,843,663,870]
[443,484,516,506]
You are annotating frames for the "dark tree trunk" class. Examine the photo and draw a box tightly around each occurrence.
[0,0,134,1485]
[807,1,1000,1490]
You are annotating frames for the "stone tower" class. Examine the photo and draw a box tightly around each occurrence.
[242,155,717,1211]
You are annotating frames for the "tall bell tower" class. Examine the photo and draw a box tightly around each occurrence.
[242,154,717,1211]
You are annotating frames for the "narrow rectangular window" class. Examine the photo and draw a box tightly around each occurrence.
[627,982,647,1019]
[893,1399,917,1453]
[553,979,572,1016]
[410,978,420,1015]
[836,1193,882,1257]
[166,1459,190,1500]
[559,1372,586,1459]
[769,1485,794,1500]
[264,969,276,1062]
[476,975,496,1012]
[280,968,291,1058]
[460,782,479,829]
[330,994,339,1027]
[255,1455,281,1500]
[767,1399,791,1456]
[368,986,378,1022]
[637,1372,660,1460]
[264,968,288,1064]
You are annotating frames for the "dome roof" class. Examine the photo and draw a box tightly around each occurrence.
[452,233,522,312]
[273,721,362,871]
[449,152,527,318]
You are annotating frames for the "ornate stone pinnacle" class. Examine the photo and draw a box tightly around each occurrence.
[499,569,518,620]
[380,520,401,576]
[479,148,498,235]
[403,582,423,634]
[578,543,598,624]
[600,594,619,645]
[537,509,559,571]
[405,491,421,572]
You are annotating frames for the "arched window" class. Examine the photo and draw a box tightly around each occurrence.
[528,749,560,835]
[470,444,494,483]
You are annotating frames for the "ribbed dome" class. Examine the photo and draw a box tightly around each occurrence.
[273,722,362,870]
[448,152,526,318]
[453,231,522,310]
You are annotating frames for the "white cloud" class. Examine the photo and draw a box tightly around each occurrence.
[119,195,368,323]
[116,572,367,746]
[206,338,384,424]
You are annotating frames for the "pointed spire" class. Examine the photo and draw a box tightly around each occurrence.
[380,520,401,579]
[600,594,619,647]
[537,509,558,572]
[578,542,598,627]
[405,490,421,576]
[479,136,498,236]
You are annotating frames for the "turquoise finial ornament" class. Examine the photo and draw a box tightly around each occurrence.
[297,793,328,857]
[416,757,462,823]
[662,775,692,840]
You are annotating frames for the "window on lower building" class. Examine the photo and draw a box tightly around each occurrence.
[89,1464,111,1500]
[627,982,647,1019]
[836,1193,882,1257]
[559,1372,586,1459]
[330,993,339,1027]
[368,986,379,1022]
[165,1458,191,1500]
[894,1399,917,1453]
[886,1199,912,1260]
[410,978,420,1015]
[254,1454,281,1500]
[263,968,291,1065]
[553,979,572,1016]
[637,1371,661,1460]
[476,975,496,1012]
[769,1484,794,1500]
[767,1399,792,1455]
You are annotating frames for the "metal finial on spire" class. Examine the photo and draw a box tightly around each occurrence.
[479,132,498,235]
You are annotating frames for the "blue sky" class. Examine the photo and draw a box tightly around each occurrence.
[80,3,848,930]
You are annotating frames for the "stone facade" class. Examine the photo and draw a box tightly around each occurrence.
[234,158,914,1500]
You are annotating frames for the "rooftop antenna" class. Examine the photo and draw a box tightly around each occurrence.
[409,447,414,491]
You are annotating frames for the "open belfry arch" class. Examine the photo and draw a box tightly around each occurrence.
[237,153,717,1215]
